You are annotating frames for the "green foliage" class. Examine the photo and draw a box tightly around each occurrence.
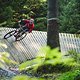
[40,0,47,2]
[12,75,43,80]
[0,0,47,28]
[39,46,76,66]
[34,17,47,31]
[19,57,43,71]
[0,6,14,27]
[59,0,80,33]
[19,46,77,75]
[3,6,13,20]
[57,70,80,80]
[68,50,80,64]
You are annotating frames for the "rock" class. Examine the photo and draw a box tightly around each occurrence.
[0,68,16,78]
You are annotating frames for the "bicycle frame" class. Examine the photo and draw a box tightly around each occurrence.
[16,23,28,34]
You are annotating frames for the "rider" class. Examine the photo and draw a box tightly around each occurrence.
[18,18,34,33]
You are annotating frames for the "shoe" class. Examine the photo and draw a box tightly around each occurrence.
[14,34,16,37]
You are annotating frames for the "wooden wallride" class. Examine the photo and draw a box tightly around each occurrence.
[0,28,47,63]
[0,28,80,64]
[59,33,80,54]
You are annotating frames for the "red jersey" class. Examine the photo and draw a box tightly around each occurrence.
[23,20,34,33]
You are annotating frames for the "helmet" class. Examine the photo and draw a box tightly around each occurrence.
[30,18,34,24]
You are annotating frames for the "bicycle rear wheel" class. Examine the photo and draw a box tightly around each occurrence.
[15,32,27,41]
[4,30,16,39]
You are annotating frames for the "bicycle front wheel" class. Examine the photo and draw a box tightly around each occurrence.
[4,30,16,39]
[16,32,27,41]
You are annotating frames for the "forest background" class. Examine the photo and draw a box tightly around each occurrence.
[0,0,80,33]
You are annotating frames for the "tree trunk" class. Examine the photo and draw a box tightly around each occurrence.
[47,0,59,49]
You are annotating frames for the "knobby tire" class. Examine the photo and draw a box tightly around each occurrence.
[4,30,16,39]
[15,32,27,41]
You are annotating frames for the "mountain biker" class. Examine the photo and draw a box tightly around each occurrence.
[18,18,34,33]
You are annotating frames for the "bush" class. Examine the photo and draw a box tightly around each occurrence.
[36,63,72,74]
[68,50,80,64]
[59,0,80,33]
[19,46,77,76]
[57,70,80,80]
[34,17,47,31]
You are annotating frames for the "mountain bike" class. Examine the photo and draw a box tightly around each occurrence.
[4,26,28,41]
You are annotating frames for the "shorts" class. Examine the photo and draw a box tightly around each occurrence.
[22,26,29,32]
